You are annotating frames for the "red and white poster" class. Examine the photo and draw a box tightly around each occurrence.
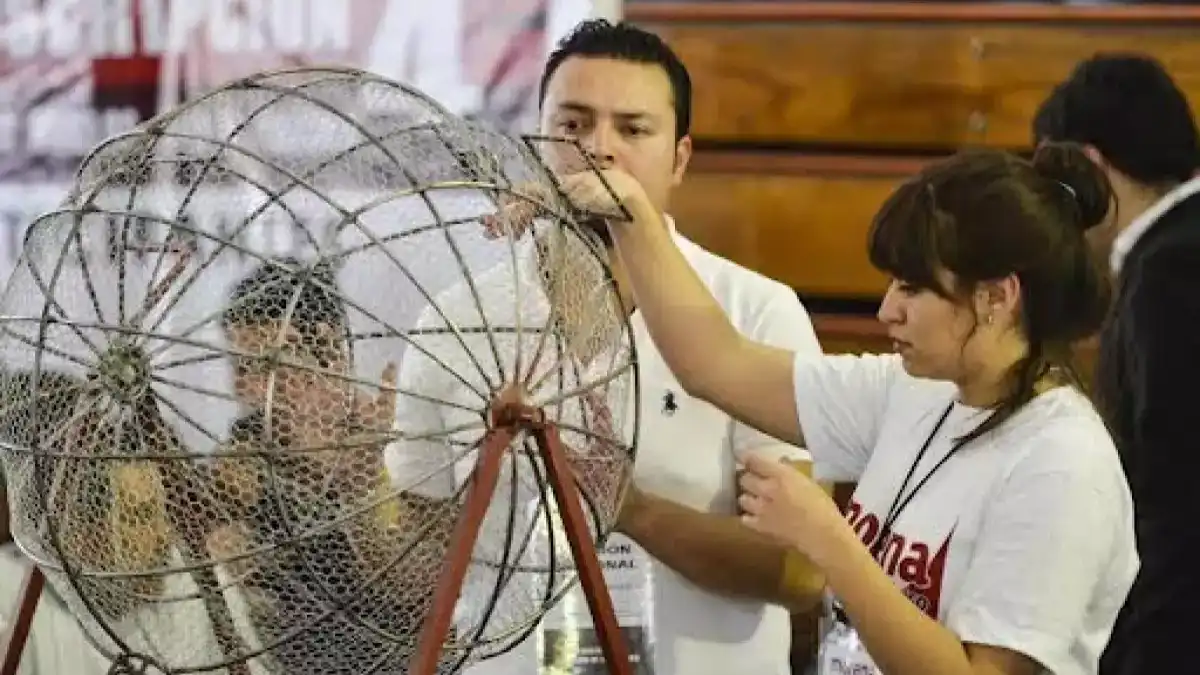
[0,0,614,276]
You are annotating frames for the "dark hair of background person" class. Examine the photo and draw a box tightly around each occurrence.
[1033,52,1200,191]
[538,18,693,141]
[220,258,347,338]
[867,142,1113,443]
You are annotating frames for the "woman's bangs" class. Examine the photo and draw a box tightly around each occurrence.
[866,180,943,292]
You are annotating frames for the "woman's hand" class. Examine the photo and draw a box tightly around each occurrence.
[736,450,850,566]
[557,168,653,222]
[482,168,653,240]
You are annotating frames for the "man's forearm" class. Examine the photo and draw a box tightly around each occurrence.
[616,491,823,612]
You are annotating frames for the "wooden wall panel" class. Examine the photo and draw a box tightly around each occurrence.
[812,316,890,354]
[629,2,1200,306]
[673,154,918,298]
[634,7,1200,149]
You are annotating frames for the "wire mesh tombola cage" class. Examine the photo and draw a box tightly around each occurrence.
[0,66,641,675]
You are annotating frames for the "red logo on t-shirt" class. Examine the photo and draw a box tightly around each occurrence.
[844,498,954,618]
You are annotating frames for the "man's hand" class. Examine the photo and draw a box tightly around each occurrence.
[352,361,399,436]
[342,361,400,481]
[291,360,398,461]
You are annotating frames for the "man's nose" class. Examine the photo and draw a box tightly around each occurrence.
[581,126,617,168]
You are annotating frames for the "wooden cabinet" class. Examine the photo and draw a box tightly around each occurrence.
[630,2,1200,307]
[650,20,1200,149]
[674,153,914,299]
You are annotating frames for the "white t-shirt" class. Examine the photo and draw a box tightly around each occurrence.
[387,223,821,675]
[792,353,1138,675]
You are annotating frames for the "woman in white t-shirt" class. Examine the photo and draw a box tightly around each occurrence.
[539,142,1138,675]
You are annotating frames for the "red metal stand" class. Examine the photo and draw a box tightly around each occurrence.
[0,561,45,675]
[409,390,632,675]
[3,389,635,675]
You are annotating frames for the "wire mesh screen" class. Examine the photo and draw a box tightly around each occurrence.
[0,66,638,675]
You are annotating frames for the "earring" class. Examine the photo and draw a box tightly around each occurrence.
[985,313,994,326]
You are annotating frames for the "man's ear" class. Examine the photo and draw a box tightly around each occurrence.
[1081,144,1107,170]
[1039,138,1108,171]
[671,135,692,187]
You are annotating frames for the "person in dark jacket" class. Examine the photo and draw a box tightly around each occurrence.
[1034,52,1200,675]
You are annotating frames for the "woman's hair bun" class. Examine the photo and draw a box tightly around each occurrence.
[1031,141,1113,232]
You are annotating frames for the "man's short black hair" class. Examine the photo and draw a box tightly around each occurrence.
[221,258,346,336]
[539,19,692,141]
[1033,52,1200,188]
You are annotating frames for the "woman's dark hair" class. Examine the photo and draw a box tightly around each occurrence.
[867,142,1113,441]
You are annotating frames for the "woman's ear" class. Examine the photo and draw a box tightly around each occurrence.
[974,275,1022,327]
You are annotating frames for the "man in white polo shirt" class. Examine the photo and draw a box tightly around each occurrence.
[387,19,826,675]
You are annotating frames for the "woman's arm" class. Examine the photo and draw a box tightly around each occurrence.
[817,526,1040,675]
[550,168,896,472]
[601,186,803,447]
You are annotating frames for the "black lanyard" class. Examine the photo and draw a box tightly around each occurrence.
[869,401,968,560]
